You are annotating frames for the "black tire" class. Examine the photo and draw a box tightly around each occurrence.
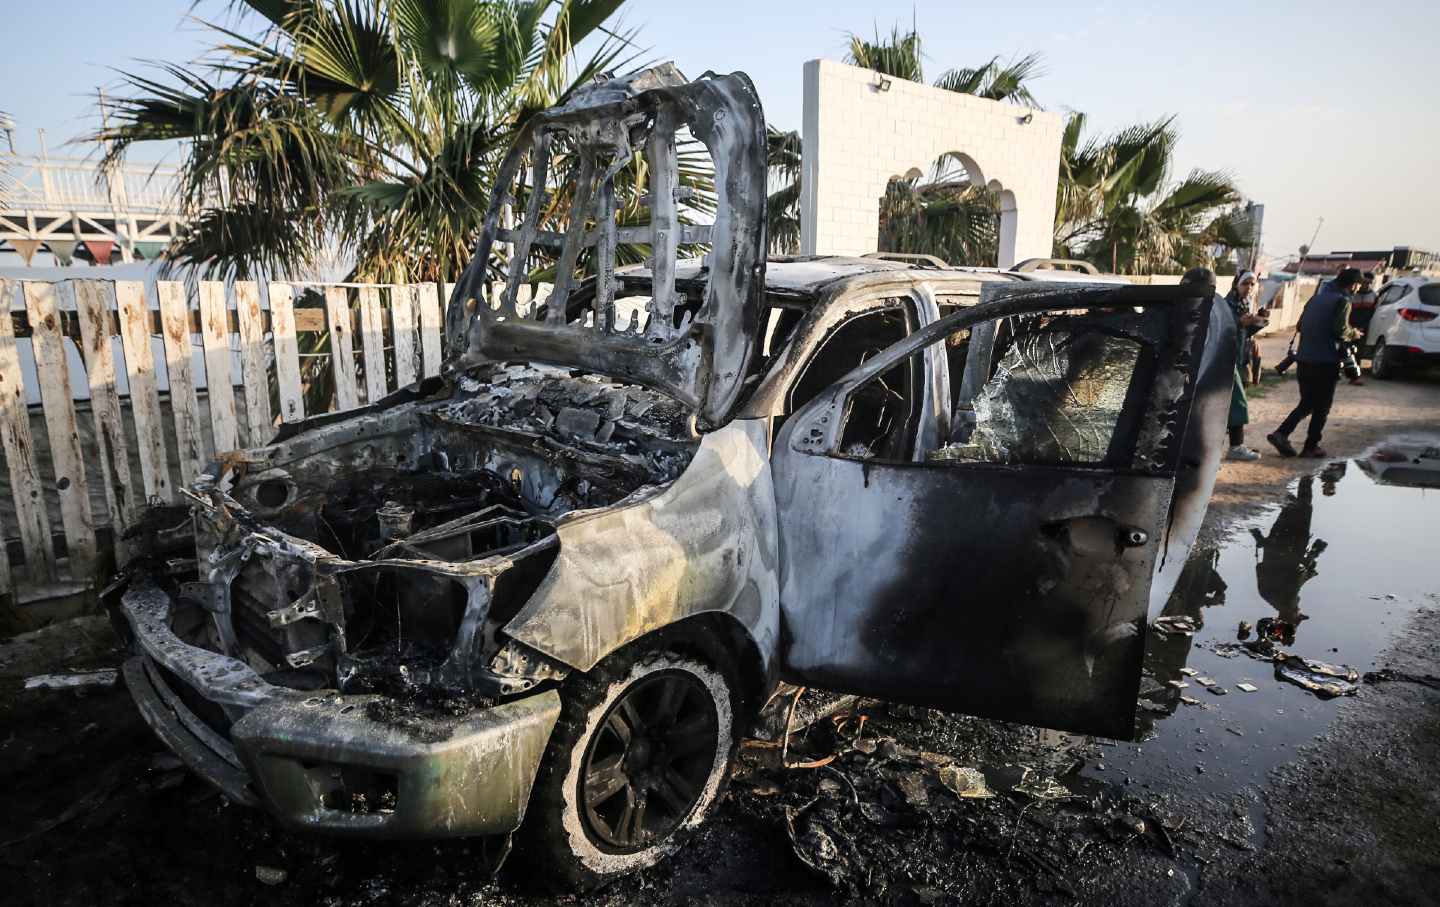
[516,645,740,891]
[1372,340,1397,379]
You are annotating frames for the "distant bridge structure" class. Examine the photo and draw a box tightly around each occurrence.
[0,144,189,266]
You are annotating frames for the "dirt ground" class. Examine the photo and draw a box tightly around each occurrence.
[1210,335,1440,514]
[1,340,1438,906]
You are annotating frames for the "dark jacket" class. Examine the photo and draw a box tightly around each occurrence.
[1296,283,1352,364]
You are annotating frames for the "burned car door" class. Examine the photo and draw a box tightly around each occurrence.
[771,281,1218,739]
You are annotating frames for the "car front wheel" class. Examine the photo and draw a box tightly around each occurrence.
[517,645,739,891]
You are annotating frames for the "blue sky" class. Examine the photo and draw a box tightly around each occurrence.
[4,0,1437,266]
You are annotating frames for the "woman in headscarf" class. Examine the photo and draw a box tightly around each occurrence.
[1224,272,1265,461]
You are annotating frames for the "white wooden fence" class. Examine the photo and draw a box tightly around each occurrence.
[0,276,487,619]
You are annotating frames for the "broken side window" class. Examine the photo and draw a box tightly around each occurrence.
[792,303,921,462]
[788,303,913,413]
[933,312,1150,467]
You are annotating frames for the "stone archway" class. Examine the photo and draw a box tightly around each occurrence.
[877,153,1005,266]
[798,59,1061,268]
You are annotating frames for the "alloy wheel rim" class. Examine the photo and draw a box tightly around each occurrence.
[579,669,719,850]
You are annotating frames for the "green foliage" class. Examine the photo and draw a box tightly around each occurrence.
[95,0,637,282]
[1054,114,1251,274]
[878,155,1000,267]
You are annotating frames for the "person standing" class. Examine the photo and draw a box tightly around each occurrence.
[1225,271,1264,460]
[1266,267,1364,458]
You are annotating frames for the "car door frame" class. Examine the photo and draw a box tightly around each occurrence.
[770,280,1218,740]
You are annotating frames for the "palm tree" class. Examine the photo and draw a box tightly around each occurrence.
[765,125,802,255]
[877,153,1000,266]
[94,0,636,283]
[764,25,1043,259]
[1054,113,1250,273]
[845,26,1043,104]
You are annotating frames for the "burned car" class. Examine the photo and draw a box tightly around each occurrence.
[110,65,1234,890]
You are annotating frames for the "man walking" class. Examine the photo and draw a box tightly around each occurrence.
[1266,267,1364,459]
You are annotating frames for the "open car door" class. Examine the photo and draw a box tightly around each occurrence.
[772,280,1222,740]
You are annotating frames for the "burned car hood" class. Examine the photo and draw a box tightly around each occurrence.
[445,64,768,429]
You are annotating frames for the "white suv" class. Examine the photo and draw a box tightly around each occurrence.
[1364,276,1440,378]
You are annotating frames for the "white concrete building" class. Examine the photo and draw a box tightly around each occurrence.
[799,59,1064,268]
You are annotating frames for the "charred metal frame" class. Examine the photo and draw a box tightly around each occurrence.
[448,65,769,428]
[109,60,1236,852]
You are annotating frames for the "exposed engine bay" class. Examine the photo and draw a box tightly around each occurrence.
[161,364,699,717]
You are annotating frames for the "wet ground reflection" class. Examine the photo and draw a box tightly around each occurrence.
[1087,440,1440,795]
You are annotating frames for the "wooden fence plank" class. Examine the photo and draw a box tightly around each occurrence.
[357,286,387,404]
[391,285,420,388]
[198,281,239,454]
[442,282,457,361]
[268,283,305,423]
[157,281,206,485]
[0,278,57,583]
[115,281,171,503]
[234,281,273,446]
[73,280,136,559]
[0,509,11,595]
[24,281,99,580]
[416,283,443,378]
[324,287,360,412]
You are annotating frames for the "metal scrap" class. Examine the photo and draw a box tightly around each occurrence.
[1274,654,1359,698]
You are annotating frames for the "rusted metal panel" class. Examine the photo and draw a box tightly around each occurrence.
[0,277,56,583]
[234,281,274,447]
[73,279,136,557]
[115,280,171,503]
[198,281,240,454]
[324,287,360,411]
[24,280,99,579]
[157,280,206,483]
[267,283,305,423]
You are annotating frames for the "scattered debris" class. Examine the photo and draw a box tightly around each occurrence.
[1362,669,1440,690]
[1114,813,1146,836]
[1166,680,1189,690]
[1237,620,1253,640]
[1235,682,1259,693]
[1179,667,1199,677]
[1207,686,1229,696]
[1274,654,1359,698]
[1152,615,1199,638]
[1194,676,1217,687]
[255,865,288,886]
[23,669,119,691]
[1256,616,1298,646]
[1014,769,1071,801]
[935,765,994,799]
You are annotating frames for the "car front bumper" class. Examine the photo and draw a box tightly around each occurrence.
[115,579,562,838]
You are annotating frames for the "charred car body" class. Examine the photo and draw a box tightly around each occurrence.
[110,65,1234,888]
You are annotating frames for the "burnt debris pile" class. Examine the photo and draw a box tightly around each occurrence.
[730,698,1188,903]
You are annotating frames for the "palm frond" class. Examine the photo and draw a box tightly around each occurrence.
[844,25,924,82]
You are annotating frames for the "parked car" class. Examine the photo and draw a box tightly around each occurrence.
[1363,276,1440,378]
[1355,438,1440,488]
[108,65,1234,890]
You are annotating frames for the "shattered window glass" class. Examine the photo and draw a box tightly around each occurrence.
[934,317,1145,466]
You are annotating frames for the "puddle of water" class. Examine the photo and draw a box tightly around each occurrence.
[1088,446,1440,795]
